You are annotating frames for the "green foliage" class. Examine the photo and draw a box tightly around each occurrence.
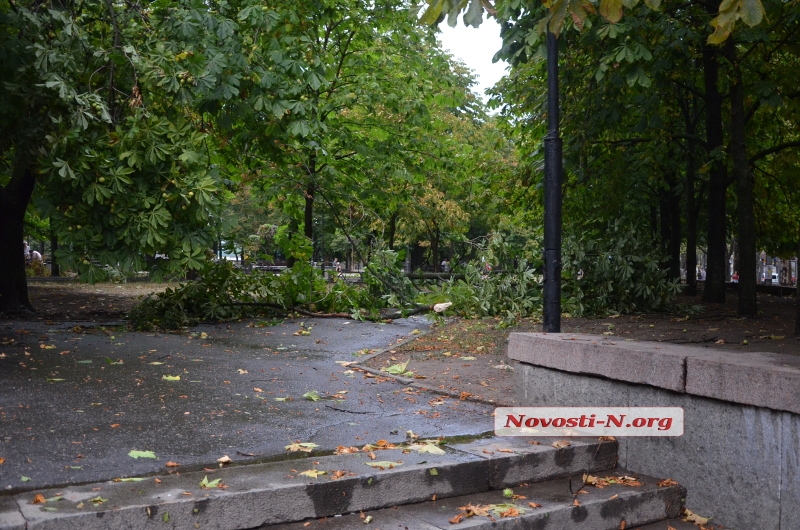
[363,250,417,307]
[561,222,681,315]
[128,261,284,329]
[420,233,543,325]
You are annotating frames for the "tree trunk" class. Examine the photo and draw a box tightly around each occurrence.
[726,42,757,317]
[795,241,800,335]
[50,229,60,277]
[685,140,698,296]
[0,158,36,312]
[387,211,398,251]
[304,181,315,241]
[702,42,727,304]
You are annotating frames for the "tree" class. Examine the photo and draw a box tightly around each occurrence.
[1,1,225,311]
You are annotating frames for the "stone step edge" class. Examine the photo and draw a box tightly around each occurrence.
[264,470,687,530]
[0,437,618,530]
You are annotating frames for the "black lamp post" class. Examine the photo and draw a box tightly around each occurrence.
[542,27,563,332]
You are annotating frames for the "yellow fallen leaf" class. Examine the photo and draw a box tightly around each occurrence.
[552,440,571,448]
[285,442,319,453]
[298,469,327,478]
[217,455,232,464]
[682,508,710,525]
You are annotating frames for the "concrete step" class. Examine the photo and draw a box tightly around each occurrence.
[263,471,686,529]
[0,437,616,530]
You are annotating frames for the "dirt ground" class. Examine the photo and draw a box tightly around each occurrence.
[15,280,800,407]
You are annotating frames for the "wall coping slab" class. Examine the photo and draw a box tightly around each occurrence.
[508,332,800,414]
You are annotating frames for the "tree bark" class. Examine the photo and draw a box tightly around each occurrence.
[702,42,727,303]
[0,158,36,312]
[50,229,59,277]
[795,241,800,335]
[726,41,757,317]
[304,181,315,241]
[387,211,398,251]
[685,139,698,296]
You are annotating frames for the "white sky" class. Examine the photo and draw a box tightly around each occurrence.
[436,17,508,103]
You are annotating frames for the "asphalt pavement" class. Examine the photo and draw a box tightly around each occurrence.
[0,316,496,494]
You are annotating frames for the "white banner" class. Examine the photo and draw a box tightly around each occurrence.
[495,407,684,437]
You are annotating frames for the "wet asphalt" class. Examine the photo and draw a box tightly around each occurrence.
[0,317,495,493]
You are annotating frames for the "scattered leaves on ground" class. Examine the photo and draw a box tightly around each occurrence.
[334,445,360,455]
[583,474,643,488]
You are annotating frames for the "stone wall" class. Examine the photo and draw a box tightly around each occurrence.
[509,333,800,530]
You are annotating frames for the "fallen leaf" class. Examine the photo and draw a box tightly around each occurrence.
[609,494,618,500]
[285,442,319,453]
[89,496,107,505]
[114,477,146,482]
[657,478,679,487]
[573,499,580,506]
[161,374,181,381]
[363,515,372,524]
[499,506,520,518]
[128,450,157,459]
[682,508,710,525]
[165,461,180,468]
[449,513,464,524]
[528,502,542,508]
[334,445,360,455]
[302,390,321,401]
[31,494,46,504]
[199,476,222,489]
[552,440,571,449]
[0,457,4,464]
[299,469,327,478]
[760,334,785,340]
[620,520,626,530]
[110,424,120,428]
[217,455,232,464]
[482,449,494,455]
[409,443,445,455]
[714,339,725,345]
[497,448,515,453]
[254,387,263,393]
[364,461,402,470]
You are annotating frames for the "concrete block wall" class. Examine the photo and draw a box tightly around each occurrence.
[509,333,800,530]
